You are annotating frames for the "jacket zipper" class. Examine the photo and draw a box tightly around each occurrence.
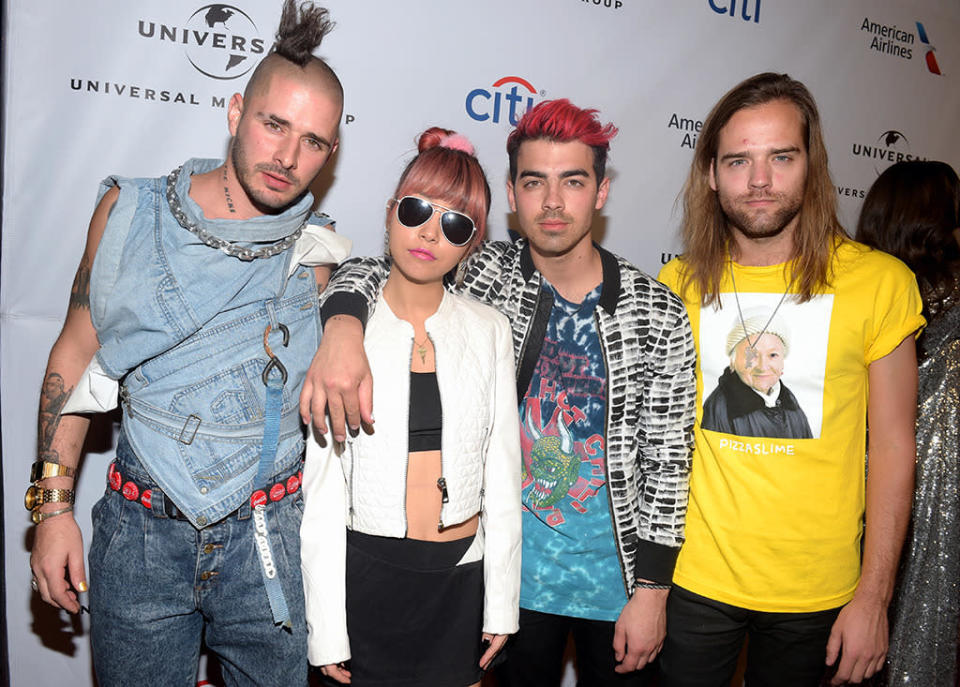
[595,311,631,597]
[431,332,448,531]
[402,332,415,536]
[348,443,356,528]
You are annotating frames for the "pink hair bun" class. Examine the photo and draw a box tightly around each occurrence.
[438,133,476,156]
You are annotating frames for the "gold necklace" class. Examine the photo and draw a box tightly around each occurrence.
[414,333,430,364]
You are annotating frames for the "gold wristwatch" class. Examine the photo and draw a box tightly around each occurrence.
[29,460,76,483]
[24,485,75,511]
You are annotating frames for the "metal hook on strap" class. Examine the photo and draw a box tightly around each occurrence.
[262,357,288,386]
[262,323,290,386]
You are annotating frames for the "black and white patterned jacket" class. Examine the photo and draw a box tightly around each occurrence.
[322,239,696,592]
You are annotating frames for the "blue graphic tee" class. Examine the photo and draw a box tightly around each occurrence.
[518,280,626,621]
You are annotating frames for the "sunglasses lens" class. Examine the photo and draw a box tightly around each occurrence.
[396,197,433,228]
[440,213,475,247]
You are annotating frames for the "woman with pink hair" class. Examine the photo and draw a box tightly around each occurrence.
[301,128,522,686]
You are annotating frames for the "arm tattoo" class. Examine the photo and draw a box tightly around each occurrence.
[38,372,73,463]
[69,254,91,310]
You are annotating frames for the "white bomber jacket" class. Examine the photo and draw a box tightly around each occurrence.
[301,289,522,666]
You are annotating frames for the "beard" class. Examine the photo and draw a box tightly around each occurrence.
[719,190,803,240]
[229,134,303,213]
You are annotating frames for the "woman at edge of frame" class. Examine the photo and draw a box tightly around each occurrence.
[855,159,960,687]
[300,127,522,687]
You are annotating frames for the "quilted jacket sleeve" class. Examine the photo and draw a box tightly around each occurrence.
[301,435,351,665]
[632,285,697,584]
[481,312,523,634]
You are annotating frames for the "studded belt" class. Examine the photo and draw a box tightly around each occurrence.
[106,461,303,521]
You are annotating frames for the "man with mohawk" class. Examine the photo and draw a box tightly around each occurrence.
[27,2,349,684]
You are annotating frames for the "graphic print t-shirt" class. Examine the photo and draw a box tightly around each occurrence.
[658,241,924,612]
[518,280,625,621]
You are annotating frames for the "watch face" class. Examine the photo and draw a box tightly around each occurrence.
[25,484,41,511]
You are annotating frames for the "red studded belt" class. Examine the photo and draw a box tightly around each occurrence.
[107,461,303,520]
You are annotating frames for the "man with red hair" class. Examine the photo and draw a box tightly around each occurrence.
[306,99,696,685]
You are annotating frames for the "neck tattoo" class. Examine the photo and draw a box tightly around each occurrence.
[223,166,237,214]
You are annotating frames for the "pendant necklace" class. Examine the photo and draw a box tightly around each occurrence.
[415,333,430,365]
[729,258,791,367]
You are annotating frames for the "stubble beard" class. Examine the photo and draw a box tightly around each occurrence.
[720,190,803,241]
[525,211,591,258]
[229,135,303,214]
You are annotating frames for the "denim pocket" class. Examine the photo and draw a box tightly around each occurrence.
[88,492,126,580]
[170,358,279,425]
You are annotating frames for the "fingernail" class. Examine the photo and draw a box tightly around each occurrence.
[334,434,344,443]
[78,581,88,592]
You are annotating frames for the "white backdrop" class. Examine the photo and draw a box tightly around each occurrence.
[3,1,959,684]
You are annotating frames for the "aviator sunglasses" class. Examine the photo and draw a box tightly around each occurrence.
[393,196,477,247]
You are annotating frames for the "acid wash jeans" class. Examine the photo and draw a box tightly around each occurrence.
[88,433,307,686]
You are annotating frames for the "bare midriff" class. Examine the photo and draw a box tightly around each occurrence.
[405,448,479,541]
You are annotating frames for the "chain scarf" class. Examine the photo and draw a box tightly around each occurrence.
[165,165,306,262]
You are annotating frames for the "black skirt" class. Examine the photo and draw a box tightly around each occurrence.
[344,530,484,686]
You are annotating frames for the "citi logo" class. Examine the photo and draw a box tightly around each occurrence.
[708,0,760,23]
[465,76,542,125]
[916,22,941,75]
[138,4,265,81]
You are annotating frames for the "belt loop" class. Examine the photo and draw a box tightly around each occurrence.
[265,299,280,330]
[151,488,167,519]
[238,496,252,521]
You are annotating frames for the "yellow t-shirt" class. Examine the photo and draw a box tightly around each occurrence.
[658,240,924,612]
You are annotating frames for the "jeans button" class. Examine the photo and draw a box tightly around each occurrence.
[203,544,215,554]
[197,516,207,526]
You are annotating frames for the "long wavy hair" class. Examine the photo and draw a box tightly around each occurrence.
[677,73,846,306]
[856,160,960,316]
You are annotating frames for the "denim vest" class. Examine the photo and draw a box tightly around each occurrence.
[90,158,326,528]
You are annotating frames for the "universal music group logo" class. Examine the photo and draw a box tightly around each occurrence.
[138,3,266,80]
[70,3,266,111]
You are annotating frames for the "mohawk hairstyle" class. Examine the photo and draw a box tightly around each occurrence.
[507,99,618,183]
[272,0,335,66]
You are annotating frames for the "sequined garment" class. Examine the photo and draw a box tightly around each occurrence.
[884,292,960,686]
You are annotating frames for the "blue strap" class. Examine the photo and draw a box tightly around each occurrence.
[252,349,292,628]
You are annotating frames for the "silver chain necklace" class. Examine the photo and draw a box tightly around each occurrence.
[729,259,791,368]
[165,165,305,262]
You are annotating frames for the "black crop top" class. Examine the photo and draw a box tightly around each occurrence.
[409,372,442,452]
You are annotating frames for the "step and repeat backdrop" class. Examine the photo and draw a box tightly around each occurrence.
[3,0,958,684]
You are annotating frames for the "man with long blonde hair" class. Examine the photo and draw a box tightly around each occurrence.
[658,72,924,686]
